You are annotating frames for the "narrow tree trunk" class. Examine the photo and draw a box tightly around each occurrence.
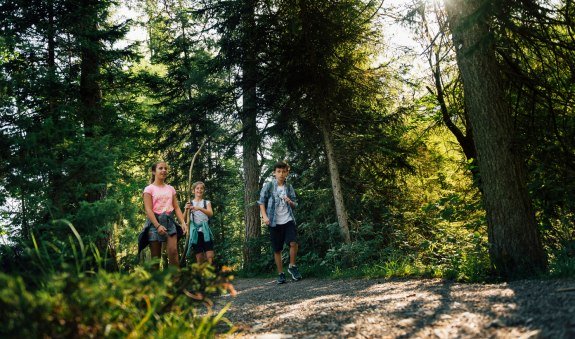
[444,0,546,278]
[46,0,64,215]
[241,0,261,267]
[79,0,102,142]
[319,117,351,243]
[47,0,56,116]
[78,0,117,270]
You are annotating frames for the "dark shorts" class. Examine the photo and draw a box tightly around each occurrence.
[269,220,297,252]
[192,232,214,254]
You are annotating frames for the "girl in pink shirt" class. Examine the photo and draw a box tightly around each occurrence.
[143,161,188,268]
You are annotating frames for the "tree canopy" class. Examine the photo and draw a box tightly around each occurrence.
[1,0,574,318]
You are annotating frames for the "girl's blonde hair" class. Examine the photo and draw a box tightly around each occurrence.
[192,181,205,190]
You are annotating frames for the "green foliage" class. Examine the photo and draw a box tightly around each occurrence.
[3,0,574,292]
[0,223,236,338]
[547,240,575,278]
[0,266,234,338]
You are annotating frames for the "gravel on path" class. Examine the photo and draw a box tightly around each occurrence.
[215,277,575,338]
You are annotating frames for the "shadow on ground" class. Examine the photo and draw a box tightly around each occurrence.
[216,277,575,338]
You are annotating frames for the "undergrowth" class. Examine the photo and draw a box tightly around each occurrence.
[0,222,236,338]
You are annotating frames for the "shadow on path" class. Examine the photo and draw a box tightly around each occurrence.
[217,277,575,338]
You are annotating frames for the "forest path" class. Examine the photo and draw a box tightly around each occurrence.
[217,277,575,338]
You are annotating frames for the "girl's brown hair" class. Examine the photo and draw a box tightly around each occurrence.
[150,161,167,183]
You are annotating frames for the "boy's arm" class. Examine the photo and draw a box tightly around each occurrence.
[257,183,270,225]
[287,185,297,208]
[259,204,270,225]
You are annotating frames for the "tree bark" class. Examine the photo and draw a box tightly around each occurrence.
[444,0,546,278]
[241,0,261,267]
[421,6,479,182]
[78,0,117,270]
[79,0,102,142]
[319,117,351,243]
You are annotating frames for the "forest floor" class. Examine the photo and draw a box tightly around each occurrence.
[213,276,575,338]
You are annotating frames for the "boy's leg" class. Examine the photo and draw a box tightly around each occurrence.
[270,225,286,273]
[289,242,298,266]
[270,225,287,284]
[287,242,302,280]
[274,251,283,273]
[285,221,302,281]
[274,251,286,284]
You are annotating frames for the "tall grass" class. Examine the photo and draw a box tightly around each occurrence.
[1,221,236,337]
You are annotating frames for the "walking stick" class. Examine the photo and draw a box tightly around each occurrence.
[180,138,207,265]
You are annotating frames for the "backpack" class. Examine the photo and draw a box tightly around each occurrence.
[265,181,274,206]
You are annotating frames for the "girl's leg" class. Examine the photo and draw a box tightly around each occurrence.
[166,234,179,267]
[205,250,215,264]
[195,252,205,264]
[150,241,162,270]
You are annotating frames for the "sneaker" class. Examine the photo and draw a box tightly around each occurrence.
[277,272,286,284]
[288,265,302,281]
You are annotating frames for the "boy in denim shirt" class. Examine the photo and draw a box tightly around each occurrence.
[258,161,303,284]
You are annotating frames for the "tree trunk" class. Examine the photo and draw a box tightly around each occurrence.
[78,0,117,270]
[444,0,546,278]
[79,0,102,142]
[319,117,351,243]
[421,6,479,183]
[241,0,261,267]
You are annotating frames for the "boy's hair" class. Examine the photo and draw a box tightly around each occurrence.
[192,181,205,190]
[274,161,290,171]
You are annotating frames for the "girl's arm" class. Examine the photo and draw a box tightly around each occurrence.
[144,193,165,234]
[199,201,214,217]
[183,202,191,224]
[172,194,188,234]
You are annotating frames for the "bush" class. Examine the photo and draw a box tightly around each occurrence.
[0,264,235,338]
[0,222,236,338]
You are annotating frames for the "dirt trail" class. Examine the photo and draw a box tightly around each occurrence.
[216,277,575,338]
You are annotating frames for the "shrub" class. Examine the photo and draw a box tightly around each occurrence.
[0,265,236,338]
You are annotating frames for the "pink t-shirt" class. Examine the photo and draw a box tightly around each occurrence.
[143,184,177,214]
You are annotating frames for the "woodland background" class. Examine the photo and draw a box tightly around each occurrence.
[0,0,574,336]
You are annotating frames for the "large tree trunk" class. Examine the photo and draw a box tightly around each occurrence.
[421,6,479,182]
[241,0,261,267]
[319,117,351,243]
[444,0,546,278]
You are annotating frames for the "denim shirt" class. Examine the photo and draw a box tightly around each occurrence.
[257,179,297,227]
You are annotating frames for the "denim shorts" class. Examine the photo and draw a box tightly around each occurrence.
[147,213,178,242]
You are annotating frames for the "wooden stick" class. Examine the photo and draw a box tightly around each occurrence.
[180,138,207,265]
